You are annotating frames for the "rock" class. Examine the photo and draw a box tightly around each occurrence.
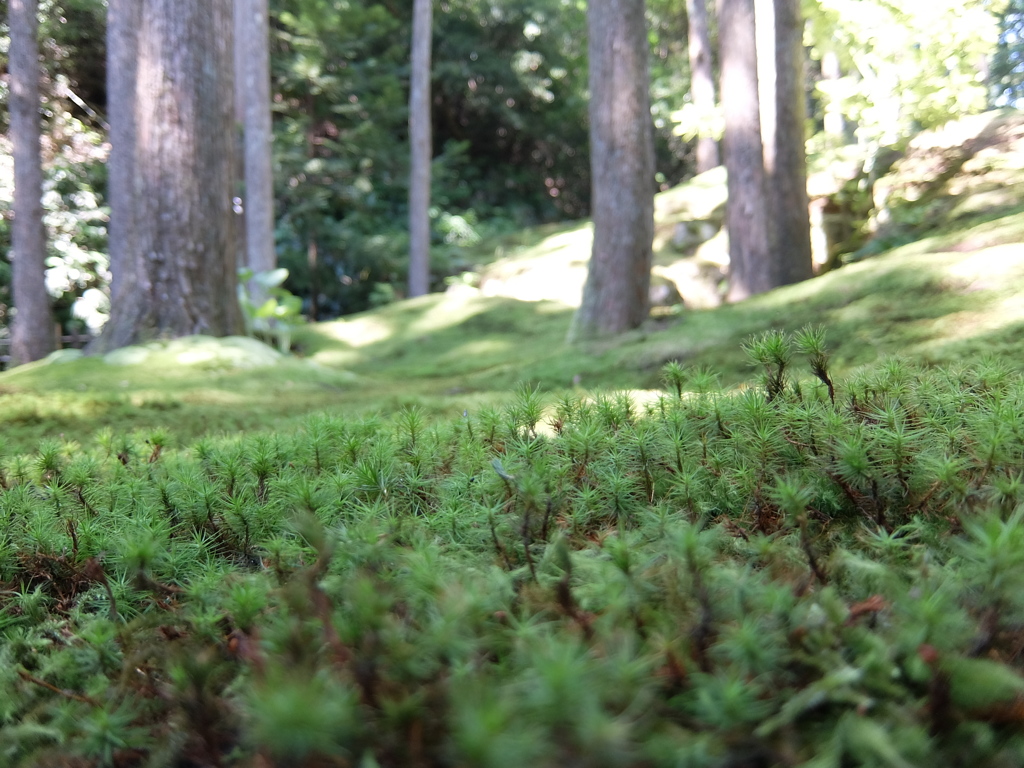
[649,275,683,307]
[104,346,152,366]
[44,349,85,364]
[104,335,282,369]
[672,219,720,251]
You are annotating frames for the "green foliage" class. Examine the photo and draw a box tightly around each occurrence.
[3,333,1024,765]
[805,0,997,145]
[237,267,306,353]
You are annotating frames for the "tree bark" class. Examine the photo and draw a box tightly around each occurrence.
[98,0,140,355]
[720,0,772,302]
[569,0,655,341]
[95,0,243,352]
[408,0,433,298]
[686,0,720,174]
[767,0,813,286]
[235,0,276,286]
[9,0,56,364]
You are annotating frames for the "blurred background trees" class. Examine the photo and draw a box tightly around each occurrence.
[0,0,1019,353]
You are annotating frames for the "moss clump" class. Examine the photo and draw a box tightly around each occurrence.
[2,332,1024,766]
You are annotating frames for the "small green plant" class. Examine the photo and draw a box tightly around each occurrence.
[743,330,792,402]
[237,267,305,353]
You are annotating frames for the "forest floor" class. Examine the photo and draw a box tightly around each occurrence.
[2,110,1024,453]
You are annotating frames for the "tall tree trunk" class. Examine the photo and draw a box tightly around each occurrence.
[98,0,140,355]
[686,0,720,174]
[767,0,813,286]
[9,0,55,364]
[233,0,249,294]
[235,0,276,288]
[408,0,433,298]
[96,0,243,352]
[755,0,779,277]
[720,0,772,302]
[569,0,655,341]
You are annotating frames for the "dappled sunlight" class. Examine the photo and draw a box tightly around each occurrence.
[925,290,1024,346]
[478,225,592,306]
[654,166,727,220]
[309,348,362,368]
[318,315,395,348]
[925,310,1017,347]
[410,295,498,335]
[944,245,1024,283]
[533,389,670,437]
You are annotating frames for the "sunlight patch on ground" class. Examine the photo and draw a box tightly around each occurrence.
[411,295,496,335]
[924,290,1024,345]
[653,166,727,220]
[319,316,394,348]
[307,347,362,368]
[943,245,1024,284]
[478,226,592,306]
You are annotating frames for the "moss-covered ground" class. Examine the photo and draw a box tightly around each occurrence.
[4,212,1023,454]
[3,113,1024,767]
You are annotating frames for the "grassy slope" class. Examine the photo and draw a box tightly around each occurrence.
[3,114,1024,453]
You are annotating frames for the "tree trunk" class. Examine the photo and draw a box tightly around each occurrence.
[569,0,655,341]
[98,0,141,355]
[235,0,276,287]
[686,0,720,174]
[95,0,243,352]
[9,0,55,364]
[720,0,772,302]
[767,0,813,286]
[408,0,433,298]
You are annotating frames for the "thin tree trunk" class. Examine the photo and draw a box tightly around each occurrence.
[769,0,813,286]
[9,0,55,364]
[233,0,248,293]
[686,0,720,173]
[755,0,776,175]
[720,0,772,302]
[569,0,655,341]
[96,0,141,355]
[408,0,433,298]
[96,0,242,352]
[235,0,276,288]
[307,238,319,321]
[755,0,779,277]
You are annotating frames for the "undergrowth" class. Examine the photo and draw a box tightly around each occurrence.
[2,330,1024,767]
